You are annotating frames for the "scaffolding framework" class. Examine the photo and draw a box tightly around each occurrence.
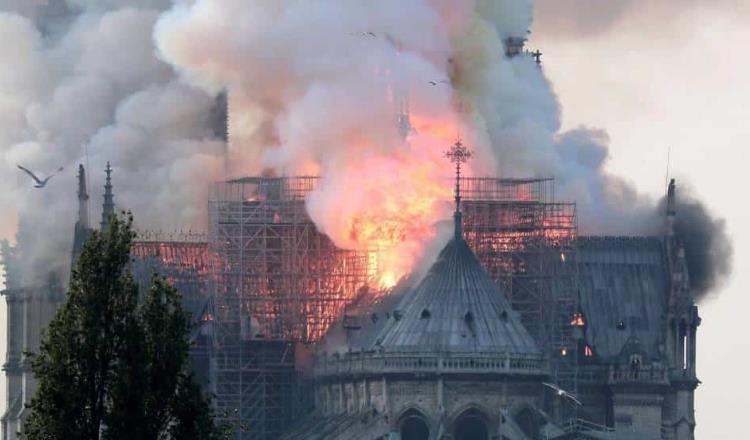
[460,178,578,355]
[207,177,371,440]
[212,340,297,440]
[208,177,372,344]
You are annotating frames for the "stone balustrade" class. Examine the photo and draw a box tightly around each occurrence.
[314,351,548,378]
[608,365,669,385]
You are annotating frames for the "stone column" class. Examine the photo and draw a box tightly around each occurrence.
[351,381,359,414]
[382,376,389,414]
[437,377,444,411]
[339,382,345,414]
[677,321,687,371]
[688,327,697,377]
[3,291,24,440]
[363,378,370,409]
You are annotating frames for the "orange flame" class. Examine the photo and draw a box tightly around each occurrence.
[308,114,467,288]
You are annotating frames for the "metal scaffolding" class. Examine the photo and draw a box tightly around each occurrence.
[460,178,579,356]
[207,177,372,440]
[207,177,373,344]
[212,340,298,440]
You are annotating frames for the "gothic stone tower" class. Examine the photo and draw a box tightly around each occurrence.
[2,163,116,440]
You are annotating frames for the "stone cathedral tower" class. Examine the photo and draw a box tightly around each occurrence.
[1,163,116,440]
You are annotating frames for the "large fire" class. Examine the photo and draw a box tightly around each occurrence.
[306,114,469,288]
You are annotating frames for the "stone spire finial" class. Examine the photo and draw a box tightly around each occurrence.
[100,161,115,232]
[72,164,91,268]
[445,139,472,239]
[77,164,89,230]
[666,178,676,238]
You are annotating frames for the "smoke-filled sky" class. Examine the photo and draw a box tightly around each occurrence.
[0,0,744,437]
[0,0,224,282]
[152,0,730,290]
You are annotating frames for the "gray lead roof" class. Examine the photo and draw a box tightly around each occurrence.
[573,237,669,360]
[374,236,539,354]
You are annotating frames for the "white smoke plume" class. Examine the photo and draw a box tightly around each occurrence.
[154,0,731,294]
[153,0,678,281]
[0,0,731,298]
[0,0,224,285]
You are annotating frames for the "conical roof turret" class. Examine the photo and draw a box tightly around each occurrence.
[374,233,539,354]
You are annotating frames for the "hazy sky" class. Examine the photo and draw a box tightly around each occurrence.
[531,1,749,438]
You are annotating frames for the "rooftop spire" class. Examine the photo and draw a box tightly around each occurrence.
[445,138,472,239]
[666,178,676,238]
[72,164,91,267]
[100,161,115,232]
[77,164,90,228]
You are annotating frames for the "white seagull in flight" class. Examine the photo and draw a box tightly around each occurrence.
[543,382,582,406]
[17,164,64,188]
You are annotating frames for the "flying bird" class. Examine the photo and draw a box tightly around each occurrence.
[543,382,582,406]
[429,79,450,86]
[17,165,64,188]
[351,31,377,38]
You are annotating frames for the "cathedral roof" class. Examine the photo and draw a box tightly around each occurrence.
[373,234,539,355]
[570,236,669,361]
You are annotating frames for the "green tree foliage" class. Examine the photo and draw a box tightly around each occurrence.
[23,214,224,440]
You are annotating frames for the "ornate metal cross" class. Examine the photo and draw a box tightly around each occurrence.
[445,139,472,213]
[530,49,543,65]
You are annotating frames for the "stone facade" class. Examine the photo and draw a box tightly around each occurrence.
[1,282,64,440]
[1,164,104,440]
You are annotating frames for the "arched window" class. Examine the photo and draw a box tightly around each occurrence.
[399,409,429,440]
[454,409,489,440]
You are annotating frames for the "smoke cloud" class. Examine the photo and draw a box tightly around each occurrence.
[662,191,734,301]
[0,1,732,300]
[153,0,731,296]
[462,6,733,297]
[155,0,484,284]
[0,1,224,285]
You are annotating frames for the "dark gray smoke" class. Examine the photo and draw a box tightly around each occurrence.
[661,191,733,302]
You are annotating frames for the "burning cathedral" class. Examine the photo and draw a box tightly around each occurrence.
[1,27,703,440]
[1,158,701,440]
